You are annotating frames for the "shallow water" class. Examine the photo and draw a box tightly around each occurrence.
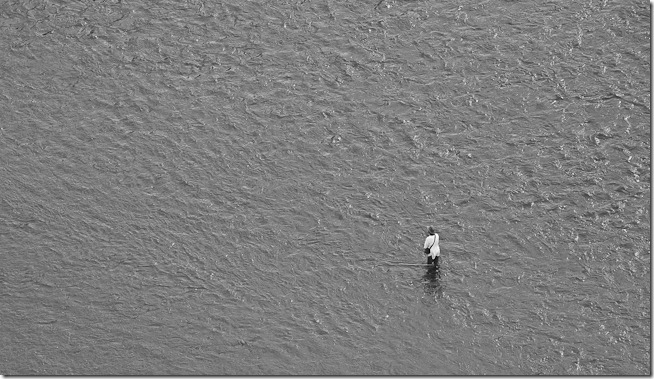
[1,0,650,375]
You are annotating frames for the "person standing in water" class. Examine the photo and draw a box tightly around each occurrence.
[423,226,440,268]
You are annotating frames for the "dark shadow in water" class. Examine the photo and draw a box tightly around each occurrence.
[422,265,443,299]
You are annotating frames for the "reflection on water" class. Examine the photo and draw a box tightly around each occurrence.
[422,266,443,299]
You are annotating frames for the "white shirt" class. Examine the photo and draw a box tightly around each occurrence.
[423,234,440,258]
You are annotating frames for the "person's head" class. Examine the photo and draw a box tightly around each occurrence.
[428,226,435,235]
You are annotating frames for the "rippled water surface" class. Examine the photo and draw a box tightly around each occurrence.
[1,0,650,375]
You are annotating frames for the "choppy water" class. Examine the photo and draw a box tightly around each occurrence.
[1,0,650,375]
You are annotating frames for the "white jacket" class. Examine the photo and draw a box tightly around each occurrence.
[423,234,440,258]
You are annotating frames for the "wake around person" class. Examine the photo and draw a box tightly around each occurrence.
[423,226,440,268]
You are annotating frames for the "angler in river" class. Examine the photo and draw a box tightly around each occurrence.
[423,226,440,268]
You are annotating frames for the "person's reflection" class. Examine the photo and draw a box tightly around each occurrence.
[422,266,443,299]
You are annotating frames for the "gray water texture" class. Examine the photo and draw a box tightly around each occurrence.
[0,0,650,375]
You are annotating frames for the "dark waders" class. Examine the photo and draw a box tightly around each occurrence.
[427,255,439,268]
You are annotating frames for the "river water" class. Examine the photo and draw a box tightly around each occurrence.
[1,0,650,375]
